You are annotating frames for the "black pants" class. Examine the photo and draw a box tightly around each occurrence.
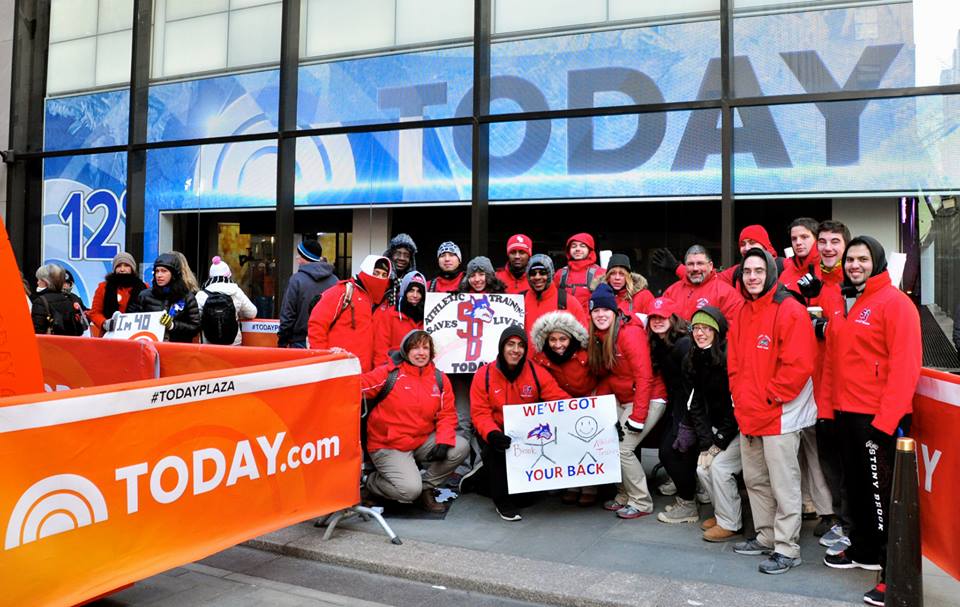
[836,412,896,571]
[478,438,513,510]
[659,420,699,501]
[815,418,850,528]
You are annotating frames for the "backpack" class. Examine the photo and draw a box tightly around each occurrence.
[559,266,598,297]
[310,281,356,331]
[200,289,239,344]
[39,293,86,336]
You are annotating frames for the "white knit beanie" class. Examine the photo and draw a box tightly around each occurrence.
[208,256,232,278]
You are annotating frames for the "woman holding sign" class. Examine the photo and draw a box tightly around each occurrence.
[361,330,469,513]
[127,253,201,343]
[531,310,598,506]
[587,284,655,520]
[470,325,569,522]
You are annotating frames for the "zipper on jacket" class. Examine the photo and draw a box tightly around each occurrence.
[874,362,879,377]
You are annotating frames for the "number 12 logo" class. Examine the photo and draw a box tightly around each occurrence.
[58,190,126,261]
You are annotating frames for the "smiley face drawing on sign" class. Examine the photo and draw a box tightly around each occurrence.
[569,415,604,465]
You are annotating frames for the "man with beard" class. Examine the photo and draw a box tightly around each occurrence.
[496,234,533,294]
[821,236,920,607]
[89,252,147,336]
[662,245,743,325]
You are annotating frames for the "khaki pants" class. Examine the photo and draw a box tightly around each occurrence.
[800,425,834,516]
[615,402,654,512]
[367,433,470,502]
[740,431,803,558]
[697,434,742,531]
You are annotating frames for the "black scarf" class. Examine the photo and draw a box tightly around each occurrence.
[496,354,526,382]
[436,268,462,281]
[543,339,579,365]
[151,278,188,304]
[398,295,424,323]
[103,272,146,317]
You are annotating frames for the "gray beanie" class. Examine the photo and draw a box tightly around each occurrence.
[466,256,495,277]
[437,241,462,261]
[113,251,137,272]
[526,253,555,277]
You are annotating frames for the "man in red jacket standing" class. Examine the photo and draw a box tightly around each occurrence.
[307,255,391,372]
[524,254,588,337]
[662,245,743,324]
[728,248,817,575]
[429,241,465,292]
[780,217,821,291]
[496,234,533,294]
[555,233,605,310]
[821,236,921,607]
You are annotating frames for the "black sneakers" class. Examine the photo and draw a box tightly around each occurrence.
[496,506,522,522]
[863,583,885,606]
[823,551,882,571]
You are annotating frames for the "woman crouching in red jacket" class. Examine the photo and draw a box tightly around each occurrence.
[361,330,469,512]
[531,309,599,506]
[588,284,655,520]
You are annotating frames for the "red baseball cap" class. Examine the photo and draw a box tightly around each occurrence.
[647,297,678,319]
[506,234,532,255]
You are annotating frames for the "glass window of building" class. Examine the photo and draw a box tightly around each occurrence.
[47,0,134,94]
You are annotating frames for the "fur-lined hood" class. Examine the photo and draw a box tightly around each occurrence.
[531,311,589,353]
[590,271,648,296]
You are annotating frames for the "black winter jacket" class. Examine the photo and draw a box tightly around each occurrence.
[128,285,201,343]
[650,333,693,428]
[682,306,738,451]
[278,261,338,347]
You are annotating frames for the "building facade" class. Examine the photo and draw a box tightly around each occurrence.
[4,1,960,352]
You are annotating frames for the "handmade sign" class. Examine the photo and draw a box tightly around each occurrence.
[503,394,621,494]
[424,292,524,374]
[103,311,166,342]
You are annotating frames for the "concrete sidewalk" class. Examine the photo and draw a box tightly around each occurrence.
[244,487,955,606]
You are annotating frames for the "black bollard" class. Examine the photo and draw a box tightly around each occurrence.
[886,437,923,607]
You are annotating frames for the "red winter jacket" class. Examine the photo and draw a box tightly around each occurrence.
[496,266,529,294]
[822,272,921,434]
[779,249,821,291]
[470,359,569,441]
[728,287,817,436]
[524,283,588,338]
[372,305,422,368]
[592,318,654,424]
[555,233,605,310]
[663,270,743,325]
[362,360,457,452]
[307,279,377,372]
[808,263,845,418]
[429,272,464,293]
[532,349,596,397]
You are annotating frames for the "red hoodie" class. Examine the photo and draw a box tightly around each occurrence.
[592,317,654,425]
[728,281,817,436]
[807,261,845,418]
[662,270,743,325]
[821,271,921,434]
[308,279,378,371]
[371,305,422,368]
[470,359,569,441]
[361,360,457,452]
[554,233,605,310]
[524,283,588,338]
[496,266,529,294]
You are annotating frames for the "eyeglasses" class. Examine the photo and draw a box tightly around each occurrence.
[691,325,714,333]
[529,269,549,277]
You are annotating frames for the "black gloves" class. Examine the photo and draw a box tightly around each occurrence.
[425,444,450,462]
[623,418,644,433]
[615,421,624,442]
[797,264,823,300]
[487,430,512,451]
[813,317,828,340]
[651,248,679,273]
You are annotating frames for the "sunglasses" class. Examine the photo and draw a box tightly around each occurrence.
[529,269,549,277]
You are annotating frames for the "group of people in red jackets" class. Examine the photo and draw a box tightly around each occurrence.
[305,221,920,607]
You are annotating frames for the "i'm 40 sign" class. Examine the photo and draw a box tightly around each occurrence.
[42,176,127,308]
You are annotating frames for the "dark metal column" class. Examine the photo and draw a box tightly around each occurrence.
[719,0,735,268]
[469,0,491,259]
[275,0,301,308]
[124,0,152,267]
[5,0,50,274]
